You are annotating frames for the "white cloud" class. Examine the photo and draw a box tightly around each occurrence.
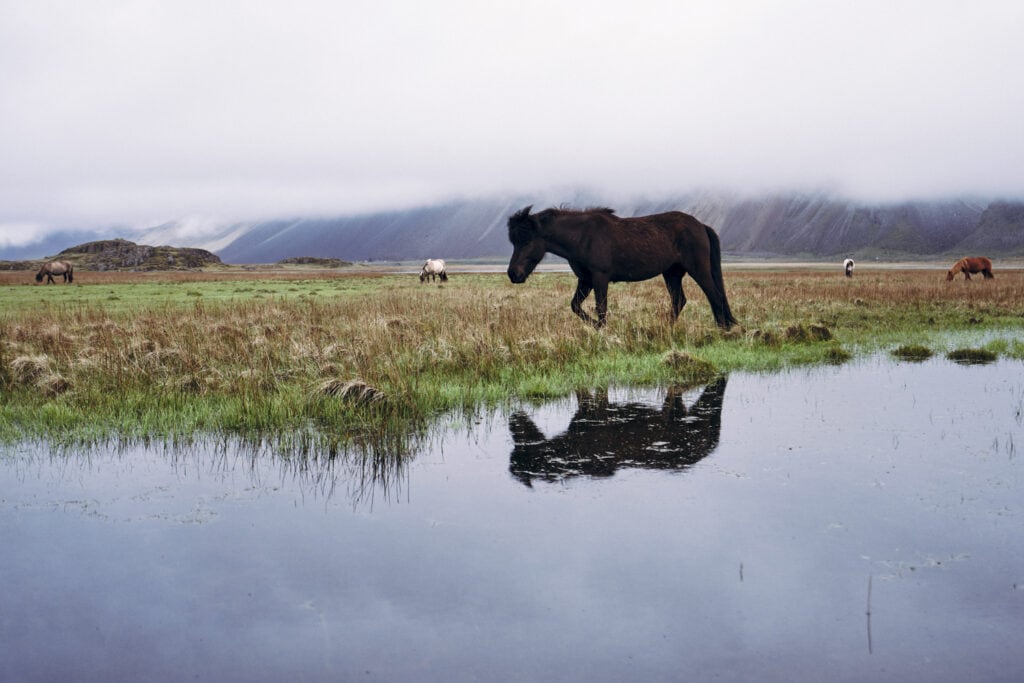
[0,223,49,249]
[2,0,1023,246]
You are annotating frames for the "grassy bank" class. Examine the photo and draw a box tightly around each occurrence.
[2,266,1023,450]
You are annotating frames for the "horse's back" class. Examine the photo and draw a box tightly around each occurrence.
[639,210,707,231]
[584,211,716,279]
[614,211,710,244]
[964,256,992,271]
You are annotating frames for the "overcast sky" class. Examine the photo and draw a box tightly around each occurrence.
[2,0,1023,247]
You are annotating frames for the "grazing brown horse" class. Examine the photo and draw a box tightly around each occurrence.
[946,256,993,281]
[506,206,737,329]
[35,260,74,284]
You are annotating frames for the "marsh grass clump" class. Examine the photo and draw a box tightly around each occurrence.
[892,344,934,362]
[946,348,998,365]
[38,372,71,396]
[9,354,51,385]
[982,338,1024,360]
[748,329,780,346]
[8,355,70,396]
[784,323,833,342]
[661,349,718,383]
[823,344,852,365]
[318,378,387,404]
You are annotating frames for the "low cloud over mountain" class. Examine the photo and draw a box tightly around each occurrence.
[7,192,1024,264]
[150,192,1024,264]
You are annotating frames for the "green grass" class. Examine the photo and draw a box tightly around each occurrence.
[2,268,1023,452]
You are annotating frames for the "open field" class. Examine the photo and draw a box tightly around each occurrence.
[2,263,1023,449]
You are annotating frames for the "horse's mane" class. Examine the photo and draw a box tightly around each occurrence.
[510,205,618,237]
[534,206,617,221]
[555,205,616,216]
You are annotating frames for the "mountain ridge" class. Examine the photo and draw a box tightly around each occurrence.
[196,193,1022,263]
[4,192,1023,263]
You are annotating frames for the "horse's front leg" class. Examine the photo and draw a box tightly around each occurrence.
[964,272,972,280]
[570,279,596,326]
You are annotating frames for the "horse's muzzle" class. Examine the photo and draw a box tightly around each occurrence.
[508,267,528,284]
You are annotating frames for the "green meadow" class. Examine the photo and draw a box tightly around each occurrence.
[2,267,1023,451]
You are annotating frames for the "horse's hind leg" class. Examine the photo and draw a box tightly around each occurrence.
[662,268,687,322]
[593,279,610,328]
[688,266,731,329]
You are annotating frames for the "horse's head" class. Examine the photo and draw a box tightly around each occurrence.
[34,272,43,283]
[507,205,545,284]
[946,270,955,281]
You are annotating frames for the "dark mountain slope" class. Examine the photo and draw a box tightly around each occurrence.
[950,201,1024,255]
[126,194,1024,263]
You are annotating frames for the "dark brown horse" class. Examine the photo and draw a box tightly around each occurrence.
[506,206,737,329]
[35,260,74,284]
[947,256,993,281]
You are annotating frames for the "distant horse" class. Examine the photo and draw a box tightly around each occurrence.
[419,259,448,283]
[35,260,74,284]
[946,256,993,281]
[508,377,728,487]
[506,206,737,329]
[843,258,855,278]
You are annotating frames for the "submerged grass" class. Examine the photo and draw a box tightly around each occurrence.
[2,266,1023,450]
[892,344,935,362]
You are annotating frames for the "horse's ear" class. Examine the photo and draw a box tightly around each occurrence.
[509,205,533,223]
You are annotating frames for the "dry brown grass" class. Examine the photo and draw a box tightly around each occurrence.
[2,264,1023,443]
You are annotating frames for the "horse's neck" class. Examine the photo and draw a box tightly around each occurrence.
[538,219,589,259]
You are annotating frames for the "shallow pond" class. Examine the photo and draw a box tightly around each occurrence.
[2,357,1023,682]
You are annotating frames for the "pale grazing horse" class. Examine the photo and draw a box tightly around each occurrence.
[419,259,448,283]
[843,258,855,278]
[35,260,74,284]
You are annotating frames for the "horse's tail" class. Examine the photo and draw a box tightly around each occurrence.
[706,226,738,329]
[66,263,73,283]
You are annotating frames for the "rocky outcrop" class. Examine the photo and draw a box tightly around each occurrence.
[57,239,222,271]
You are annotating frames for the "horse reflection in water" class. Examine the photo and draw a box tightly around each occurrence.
[508,377,727,486]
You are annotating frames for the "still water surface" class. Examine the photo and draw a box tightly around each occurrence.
[2,357,1023,682]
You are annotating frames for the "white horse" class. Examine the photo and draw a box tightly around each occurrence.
[419,259,448,283]
[843,258,855,278]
